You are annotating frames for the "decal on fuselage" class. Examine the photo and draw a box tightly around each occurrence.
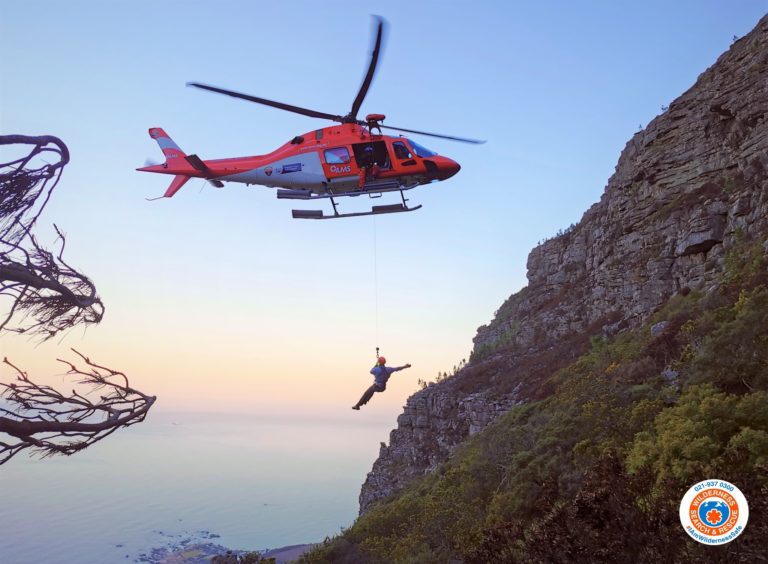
[280,163,302,174]
[220,152,325,190]
[329,164,352,174]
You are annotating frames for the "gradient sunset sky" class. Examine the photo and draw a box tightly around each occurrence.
[1,1,765,421]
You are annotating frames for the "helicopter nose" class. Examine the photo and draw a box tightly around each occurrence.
[437,158,461,180]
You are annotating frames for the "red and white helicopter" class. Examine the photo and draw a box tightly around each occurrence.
[138,17,483,219]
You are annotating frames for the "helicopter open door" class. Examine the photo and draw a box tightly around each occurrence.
[352,141,391,170]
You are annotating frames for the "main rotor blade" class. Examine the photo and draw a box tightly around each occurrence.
[348,16,386,122]
[378,124,486,144]
[187,82,343,122]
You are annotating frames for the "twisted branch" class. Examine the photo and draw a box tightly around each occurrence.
[0,135,103,338]
[0,350,156,464]
[0,134,68,241]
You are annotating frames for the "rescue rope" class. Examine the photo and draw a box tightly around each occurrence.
[373,215,380,358]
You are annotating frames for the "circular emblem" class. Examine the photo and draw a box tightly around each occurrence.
[679,479,748,545]
[264,166,273,176]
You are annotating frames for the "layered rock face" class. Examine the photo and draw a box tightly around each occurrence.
[359,381,522,513]
[360,15,768,514]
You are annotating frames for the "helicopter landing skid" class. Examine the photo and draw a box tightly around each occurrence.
[276,181,417,202]
[291,190,421,219]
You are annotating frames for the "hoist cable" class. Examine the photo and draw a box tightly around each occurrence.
[373,215,380,358]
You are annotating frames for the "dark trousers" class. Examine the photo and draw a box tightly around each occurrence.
[355,382,386,407]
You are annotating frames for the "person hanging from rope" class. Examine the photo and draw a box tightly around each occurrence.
[352,356,411,410]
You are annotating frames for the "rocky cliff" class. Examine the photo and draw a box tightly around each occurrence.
[360,14,768,514]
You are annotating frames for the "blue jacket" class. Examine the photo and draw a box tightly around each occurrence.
[370,365,399,386]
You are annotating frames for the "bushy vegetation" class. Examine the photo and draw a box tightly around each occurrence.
[301,242,768,562]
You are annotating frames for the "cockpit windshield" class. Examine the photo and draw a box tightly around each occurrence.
[406,139,437,158]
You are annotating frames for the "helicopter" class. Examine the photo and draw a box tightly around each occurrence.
[137,17,483,219]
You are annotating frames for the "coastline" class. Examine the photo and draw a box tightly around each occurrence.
[147,541,316,563]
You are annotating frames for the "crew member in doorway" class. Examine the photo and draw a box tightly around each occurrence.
[352,356,411,410]
[358,145,380,190]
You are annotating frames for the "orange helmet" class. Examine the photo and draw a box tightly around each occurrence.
[378,356,386,365]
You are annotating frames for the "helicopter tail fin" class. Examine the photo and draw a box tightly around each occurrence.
[139,128,219,199]
[147,127,187,163]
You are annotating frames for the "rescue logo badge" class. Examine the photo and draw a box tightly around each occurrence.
[264,166,273,176]
[679,479,748,545]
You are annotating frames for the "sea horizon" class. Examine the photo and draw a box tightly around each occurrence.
[0,408,392,563]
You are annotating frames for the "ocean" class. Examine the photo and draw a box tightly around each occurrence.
[0,410,390,563]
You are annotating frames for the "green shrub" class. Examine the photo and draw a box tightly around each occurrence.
[302,281,768,562]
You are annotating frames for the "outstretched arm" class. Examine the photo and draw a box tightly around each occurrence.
[395,364,412,371]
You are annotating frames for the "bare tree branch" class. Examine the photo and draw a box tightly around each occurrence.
[0,350,156,464]
[0,134,68,241]
[0,135,155,466]
[0,135,104,338]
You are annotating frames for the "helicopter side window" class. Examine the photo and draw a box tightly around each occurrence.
[406,138,437,158]
[324,147,350,164]
[392,141,412,160]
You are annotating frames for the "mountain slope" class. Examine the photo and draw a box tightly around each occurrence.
[302,13,768,563]
[360,12,768,515]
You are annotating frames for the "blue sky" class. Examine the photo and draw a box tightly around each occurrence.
[1,1,766,418]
